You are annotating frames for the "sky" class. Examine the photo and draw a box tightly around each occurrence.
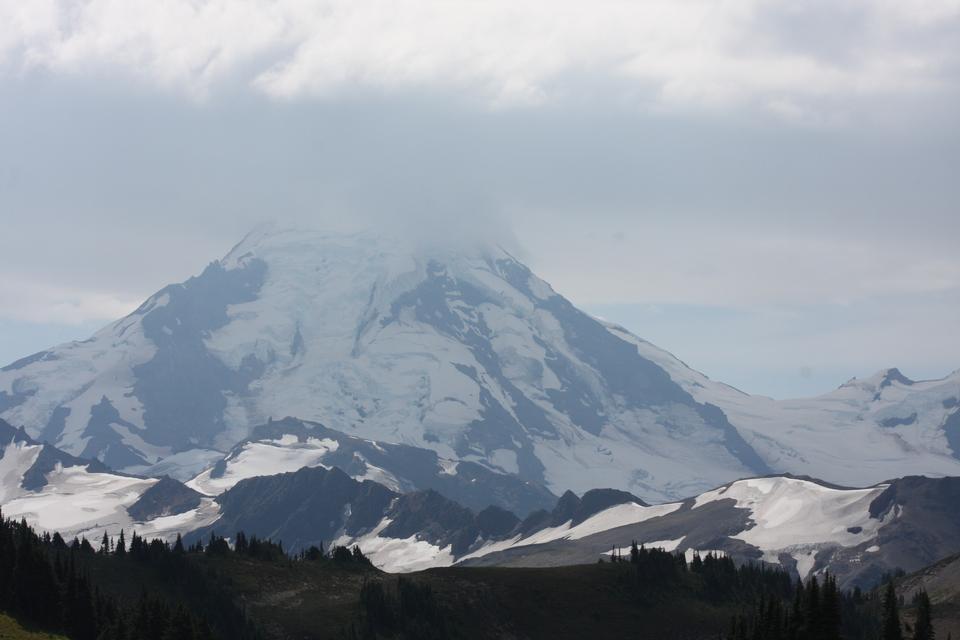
[1,0,959,398]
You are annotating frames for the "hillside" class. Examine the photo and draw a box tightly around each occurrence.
[0,613,68,640]
[897,552,960,639]
[184,466,960,590]
[10,507,946,640]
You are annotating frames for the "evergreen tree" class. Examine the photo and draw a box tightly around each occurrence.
[234,531,248,555]
[0,513,261,640]
[805,575,822,637]
[883,581,904,640]
[11,524,60,626]
[161,605,195,640]
[0,510,14,608]
[690,551,703,573]
[912,590,934,640]
[820,573,842,640]
[205,533,230,556]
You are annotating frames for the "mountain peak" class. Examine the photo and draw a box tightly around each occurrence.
[841,367,915,392]
[220,225,514,273]
[6,227,958,504]
[877,367,914,386]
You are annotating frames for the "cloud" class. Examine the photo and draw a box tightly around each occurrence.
[0,1,958,393]
[0,274,140,325]
[586,288,960,398]
[517,218,960,307]
[1,0,958,119]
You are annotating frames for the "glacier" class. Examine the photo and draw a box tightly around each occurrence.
[2,226,959,503]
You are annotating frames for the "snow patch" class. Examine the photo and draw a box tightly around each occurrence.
[793,550,817,580]
[460,500,683,561]
[566,502,683,541]
[334,518,455,573]
[437,458,459,476]
[0,440,43,503]
[640,537,685,552]
[685,549,727,563]
[694,477,888,574]
[187,437,339,495]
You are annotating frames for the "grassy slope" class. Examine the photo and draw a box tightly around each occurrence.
[0,613,68,640]
[47,551,755,639]
[199,556,371,639]
[59,552,375,639]
[413,565,734,640]
[206,559,741,640]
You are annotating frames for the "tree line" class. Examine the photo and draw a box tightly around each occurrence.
[727,554,940,640]
[0,508,373,640]
[607,541,938,640]
[0,510,223,639]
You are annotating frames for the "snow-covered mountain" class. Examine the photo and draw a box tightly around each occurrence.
[5,413,959,589]
[0,418,219,543]
[0,411,549,545]
[615,327,960,488]
[187,417,556,516]
[0,227,772,502]
[332,473,960,589]
[2,226,959,502]
[461,474,960,590]
[185,463,960,589]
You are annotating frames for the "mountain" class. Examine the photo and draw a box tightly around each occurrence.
[186,464,522,572]
[616,328,960,489]
[183,463,652,573]
[186,416,556,516]
[0,418,217,543]
[179,461,960,589]
[0,418,110,493]
[5,409,960,590]
[2,226,959,503]
[457,475,960,590]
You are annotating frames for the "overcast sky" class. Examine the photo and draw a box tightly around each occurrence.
[1,0,958,398]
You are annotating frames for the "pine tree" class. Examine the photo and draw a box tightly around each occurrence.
[116,529,126,556]
[912,590,934,640]
[806,575,822,637]
[690,551,703,573]
[789,577,805,638]
[234,531,248,555]
[821,573,842,640]
[0,513,14,608]
[883,581,904,640]
[162,605,195,640]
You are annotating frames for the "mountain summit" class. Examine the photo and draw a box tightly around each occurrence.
[2,227,959,501]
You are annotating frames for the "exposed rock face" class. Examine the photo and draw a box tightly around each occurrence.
[126,476,203,521]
